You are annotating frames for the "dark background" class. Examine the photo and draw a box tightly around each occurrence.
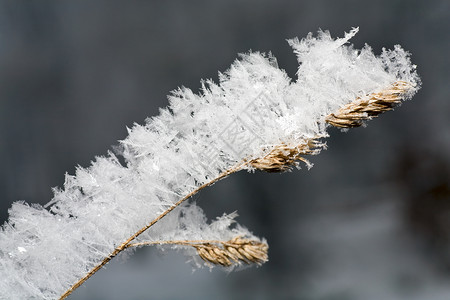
[1,1,449,299]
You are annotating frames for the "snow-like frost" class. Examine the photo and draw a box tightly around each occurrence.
[0,28,420,299]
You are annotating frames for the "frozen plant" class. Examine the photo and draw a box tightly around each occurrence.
[0,27,420,299]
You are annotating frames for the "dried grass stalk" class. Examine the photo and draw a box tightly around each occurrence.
[59,80,414,299]
[325,81,412,128]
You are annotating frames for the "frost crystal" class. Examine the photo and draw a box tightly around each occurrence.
[0,28,419,299]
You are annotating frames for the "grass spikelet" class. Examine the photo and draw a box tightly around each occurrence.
[127,237,269,267]
[249,139,325,172]
[325,81,413,128]
[194,237,268,267]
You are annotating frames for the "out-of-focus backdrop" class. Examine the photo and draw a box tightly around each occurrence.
[1,1,449,299]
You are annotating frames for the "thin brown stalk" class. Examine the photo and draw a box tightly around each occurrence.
[59,80,413,299]
[58,162,247,300]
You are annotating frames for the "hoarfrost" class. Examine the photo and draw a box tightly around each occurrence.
[0,28,419,299]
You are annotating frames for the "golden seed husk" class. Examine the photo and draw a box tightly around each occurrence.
[249,138,324,172]
[193,237,268,267]
[325,81,412,128]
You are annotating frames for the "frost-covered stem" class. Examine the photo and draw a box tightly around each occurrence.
[125,239,230,248]
[60,78,414,300]
[60,79,414,299]
[58,162,247,300]
[0,28,420,300]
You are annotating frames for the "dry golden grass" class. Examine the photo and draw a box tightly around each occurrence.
[59,80,414,299]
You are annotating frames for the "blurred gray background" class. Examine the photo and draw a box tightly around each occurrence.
[1,0,449,299]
